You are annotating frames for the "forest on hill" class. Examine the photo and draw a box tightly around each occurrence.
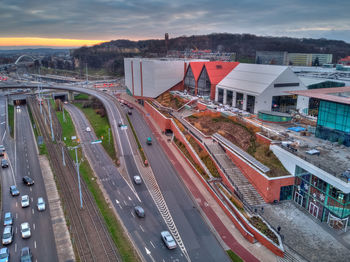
[71,33,350,75]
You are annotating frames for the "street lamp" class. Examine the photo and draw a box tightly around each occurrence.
[68,139,102,208]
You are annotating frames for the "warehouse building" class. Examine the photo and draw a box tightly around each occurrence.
[215,64,309,114]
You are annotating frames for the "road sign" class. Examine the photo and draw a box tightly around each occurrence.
[91,140,102,144]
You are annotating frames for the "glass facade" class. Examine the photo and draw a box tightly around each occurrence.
[293,166,350,230]
[316,101,350,146]
[184,67,196,95]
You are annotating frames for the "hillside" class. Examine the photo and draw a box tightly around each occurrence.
[72,33,350,75]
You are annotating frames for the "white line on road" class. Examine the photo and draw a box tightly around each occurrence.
[32,208,34,215]
[128,196,132,201]
[139,225,144,232]
[15,243,17,253]
[33,223,36,230]
[131,211,135,217]
[150,241,155,248]
[1,130,5,142]
[30,187,32,192]
[115,199,123,209]
[123,200,127,205]
[16,202,17,207]
[16,213,18,219]
[34,241,37,249]
[31,197,33,202]
[15,227,17,234]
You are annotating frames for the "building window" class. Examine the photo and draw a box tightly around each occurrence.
[217,88,224,103]
[226,90,233,105]
[247,95,255,113]
[236,92,244,110]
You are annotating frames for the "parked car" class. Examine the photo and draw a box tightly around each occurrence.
[86,127,91,132]
[0,247,9,262]
[9,185,19,196]
[146,137,152,145]
[134,206,145,218]
[22,176,34,186]
[161,231,177,249]
[133,175,142,185]
[2,226,13,245]
[16,106,20,110]
[3,212,12,226]
[20,247,32,262]
[37,197,46,211]
[21,195,30,208]
[20,223,31,239]
[0,145,4,157]
[1,159,8,168]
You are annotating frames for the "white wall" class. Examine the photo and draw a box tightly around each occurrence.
[124,59,132,94]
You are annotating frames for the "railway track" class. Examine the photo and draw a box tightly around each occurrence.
[29,97,121,262]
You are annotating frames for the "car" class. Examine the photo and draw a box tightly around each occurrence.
[3,212,12,226]
[9,185,19,196]
[37,197,46,211]
[20,223,31,239]
[118,121,122,127]
[2,226,13,245]
[16,105,20,109]
[161,231,177,249]
[134,206,145,218]
[22,176,34,186]
[0,247,9,262]
[1,159,8,168]
[86,127,91,132]
[128,110,132,115]
[147,137,152,145]
[133,175,142,185]
[20,247,32,262]
[21,195,30,208]
[0,145,4,152]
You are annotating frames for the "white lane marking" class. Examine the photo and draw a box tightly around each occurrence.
[30,187,32,192]
[32,208,34,215]
[15,227,17,234]
[112,181,115,186]
[16,202,17,207]
[123,200,127,205]
[16,213,18,219]
[150,241,155,248]
[1,130,5,142]
[33,223,36,230]
[128,196,132,201]
[15,243,17,253]
[131,211,135,217]
[115,199,123,209]
[139,225,144,232]
[34,240,37,249]
[31,197,33,202]
[27,165,29,169]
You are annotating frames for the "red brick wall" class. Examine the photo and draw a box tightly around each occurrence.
[144,102,171,131]
[224,147,293,203]
[256,133,272,145]
[197,102,207,111]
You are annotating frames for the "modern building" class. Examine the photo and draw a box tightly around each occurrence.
[183,61,239,99]
[215,64,309,114]
[290,87,350,146]
[124,58,206,98]
[256,51,333,66]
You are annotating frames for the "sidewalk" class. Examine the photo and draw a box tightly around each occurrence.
[121,94,278,262]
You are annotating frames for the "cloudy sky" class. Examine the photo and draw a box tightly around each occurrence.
[1,0,350,48]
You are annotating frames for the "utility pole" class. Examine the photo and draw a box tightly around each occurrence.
[46,98,55,141]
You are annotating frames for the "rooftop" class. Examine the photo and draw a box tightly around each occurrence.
[289,86,350,105]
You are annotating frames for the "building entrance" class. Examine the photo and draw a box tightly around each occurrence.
[309,202,319,218]
[294,191,304,206]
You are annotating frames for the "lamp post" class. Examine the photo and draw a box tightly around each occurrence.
[68,139,102,208]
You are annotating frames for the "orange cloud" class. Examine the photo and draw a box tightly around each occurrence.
[0,37,107,47]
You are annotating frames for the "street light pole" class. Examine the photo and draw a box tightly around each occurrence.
[74,147,83,208]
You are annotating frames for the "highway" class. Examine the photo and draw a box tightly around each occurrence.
[1,83,230,261]
[0,97,58,261]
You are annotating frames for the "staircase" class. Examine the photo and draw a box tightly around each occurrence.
[205,141,265,207]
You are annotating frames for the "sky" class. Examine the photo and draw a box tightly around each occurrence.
[1,0,350,49]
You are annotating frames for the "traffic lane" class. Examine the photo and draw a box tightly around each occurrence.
[129,110,230,261]
[65,105,185,262]
[13,106,58,262]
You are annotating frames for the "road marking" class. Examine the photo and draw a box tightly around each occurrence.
[131,211,135,217]
[1,130,5,142]
[32,208,34,215]
[128,196,132,201]
[139,225,144,232]
[15,227,17,234]
[34,240,37,249]
[33,223,36,230]
[16,202,17,207]
[15,243,17,253]
[16,213,18,219]
[123,200,127,205]
[112,181,115,186]
[30,187,32,192]
[150,241,155,248]
[27,164,29,169]
[115,199,123,209]
[31,197,33,202]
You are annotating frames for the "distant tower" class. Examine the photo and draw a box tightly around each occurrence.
[165,33,169,55]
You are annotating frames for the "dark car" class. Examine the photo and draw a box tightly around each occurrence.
[134,206,145,218]
[128,110,132,115]
[1,159,8,168]
[20,247,32,262]
[9,185,19,196]
[22,176,34,186]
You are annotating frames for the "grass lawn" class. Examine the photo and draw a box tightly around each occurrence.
[226,250,243,262]
[8,105,14,138]
[74,93,90,100]
[73,102,117,161]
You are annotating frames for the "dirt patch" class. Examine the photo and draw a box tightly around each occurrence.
[156,92,187,110]
[249,216,279,245]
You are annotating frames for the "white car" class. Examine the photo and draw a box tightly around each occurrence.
[161,231,177,249]
[37,197,46,211]
[20,222,31,239]
[133,175,142,185]
[21,195,30,208]
[86,127,91,132]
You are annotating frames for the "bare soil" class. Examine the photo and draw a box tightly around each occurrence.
[156,92,187,110]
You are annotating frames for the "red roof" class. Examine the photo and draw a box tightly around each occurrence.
[188,62,205,81]
[204,61,239,85]
[339,56,350,62]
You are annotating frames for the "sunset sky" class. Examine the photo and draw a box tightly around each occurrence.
[1,0,349,49]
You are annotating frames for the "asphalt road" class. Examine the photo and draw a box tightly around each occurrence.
[0,97,58,262]
[1,83,230,261]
